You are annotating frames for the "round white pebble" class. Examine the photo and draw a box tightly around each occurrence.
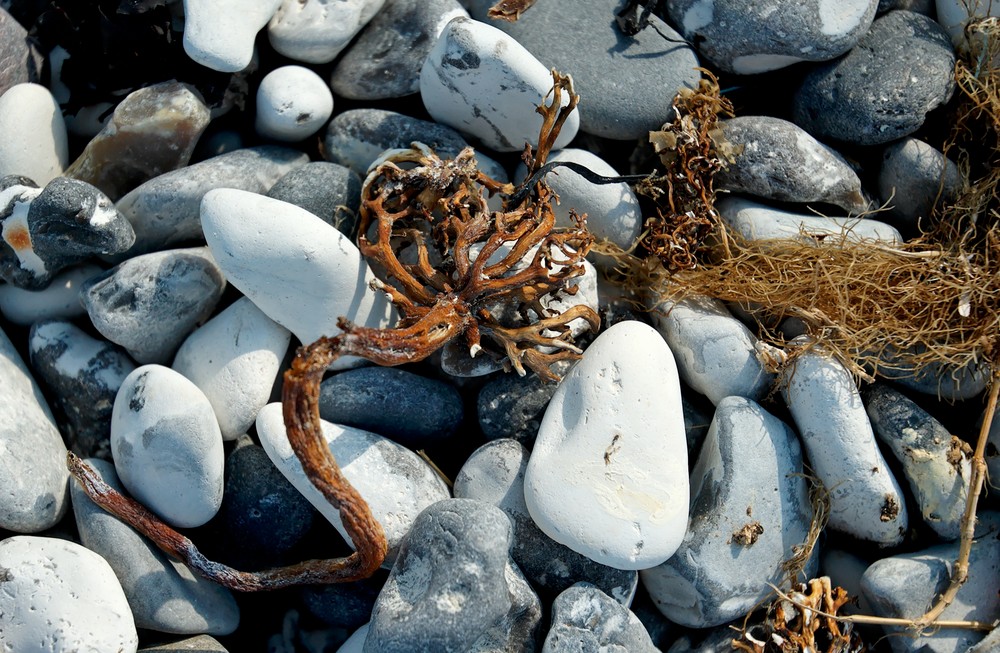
[0,83,68,185]
[255,65,334,142]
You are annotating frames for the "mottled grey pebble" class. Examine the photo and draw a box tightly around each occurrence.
[29,319,135,460]
[878,137,962,233]
[139,635,230,652]
[266,161,363,238]
[0,8,43,96]
[543,583,657,653]
[477,371,558,446]
[82,247,226,364]
[793,10,957,145]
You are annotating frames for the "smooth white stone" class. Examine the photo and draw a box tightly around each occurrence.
[652,294,774,405]
[111,365,225,528]
[717,195,902,244]
[0,536,138,653]
[255,65,334,142]
[420,17,579,152]
[173,297,291,441]
[200,188,396,368]
[268,0,386,64]
[781,337,908,545]
[337,622,369,653]
[256,402,450,564]
[0,263,100,325]
[182,0,282,72]
[0,83,68,185]
[523,320,689,570]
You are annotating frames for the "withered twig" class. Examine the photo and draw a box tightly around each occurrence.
[487,0,537,21]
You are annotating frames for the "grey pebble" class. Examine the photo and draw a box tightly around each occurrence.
[300,572,387,631]
[266,161,363,238]
[878,137,962,234]
[477,372,558,446]
[139,635,229,652]
[878,0,934,13]
[0,7,44,96]
[82,246,226,364]
[542,583,658,653]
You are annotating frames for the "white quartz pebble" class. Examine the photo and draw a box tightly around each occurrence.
[0,535,138,653]
[111,365,225,528]
[173,297,291,440]
[182,0,283,72]
[0,262,100,325]
[256,402,450,564]
[524,320,689,570]
[0,83,68,185]
[255,65,334,142]
[268,0,386,64]
[420,17,579,152]
[200,188,395,367]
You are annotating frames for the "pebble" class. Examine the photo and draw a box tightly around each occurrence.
[781,337,909,545]
[542,583,658,653]
[267,0,386,64]
[0,262,101,325]
[0,324,69,533]
[172,297,291,441]
[70,458,240,635]
[666,0,878,74]
[0,7,44,96]
[301,572,386,631]
[331,0,467,100]
[111,364,226,528]
[139,635,230,652]
[716,116,869,213]
[0,535,138,653]
[255,66,334,142]
[256,402,450,563]
[640,396,816,628]
[878,137,962,234]
[0,83,68,185]
[364,498,542,652]
[792,10,957,146]
[201,188,395,364]
[524,320,690,570]
[338,624,369,653]
[455,439,639,604]
[477,371,560,446]
[877,347,991,400]
[116,145,309,255]
[864,384,971,540]
[860,512,1000,653]
[652,294,775,406]
[28,319,135,460]
[716,195,903,244]
[82,247,227,364]
[266,161,362,237]
[935,0,1000,46]
[467,0,700,140]
[419,17,579,152]
[1,177,135,289]
[182,0,282,72]
[318,367,463,448]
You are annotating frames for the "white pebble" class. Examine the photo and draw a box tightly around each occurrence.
[182,0,283,72]
[255,65,335,141]
[268,0,386,64]
[0,83,68,185]
[0,263,101,325]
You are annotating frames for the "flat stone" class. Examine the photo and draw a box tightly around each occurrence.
[878,137,962,234]
[864,384,971,540]
[71,458,239,635]
[183,0,283,72]
[717,116,869,213]
[256,402,450,564]
[455,439,639,604]
[255,65,334,142]
[172,297,291,441]
[111,364,226,528]
[641,396,815,628]
[524,320,689,570]
[331,0,467,100]
[420,17,579,152]
[29,319,135,460]
[0,83,68,185]
[116,145,308,255]
[64,81,211,201]
[266,161,362,237]
[0,324,69,532]
[466,0,701,140]
[267,0,386,64]
[0,7,44,96]
[666,0,878,74]
[781,337,909,545]
[0,536,138,653]
[717,195,902,244]
[139,635,229,652]
[82,247,226,364]
[364,498,542,652]
[792,10,957,146]
[200,188,395,367]
[0,262,100,325]
[543,583,658,653]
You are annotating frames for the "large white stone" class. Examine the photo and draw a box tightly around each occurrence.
[256,402,450,564]
[0,83,68,185]
[268,0,386,63]
[523,320,689,570]
[717,195,902,244]
[200,188,396,367]
[182,0,282,72]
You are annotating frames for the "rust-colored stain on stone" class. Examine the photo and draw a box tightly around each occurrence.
[4,223,31,251]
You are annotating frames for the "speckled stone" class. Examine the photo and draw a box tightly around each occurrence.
[139,635,230,652]
[266,161,362,237]
[0,7,44,96]
[878,137,962,234]
[267,0,386,64]
[477,371,559,446]
[542,583,658,653]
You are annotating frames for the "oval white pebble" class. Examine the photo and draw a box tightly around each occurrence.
[0,83,68,185]
[255,65,334,142]
[0,263,101,326]
[182,0,283,72]
[524,320,689,570]
[0,535,138,653]
[111,364,225,528]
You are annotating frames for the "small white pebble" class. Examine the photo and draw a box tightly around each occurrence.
[255,65,334,142]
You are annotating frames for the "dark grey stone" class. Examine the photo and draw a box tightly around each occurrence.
[81,247,226,364]
[365,498,542,652]
[331,0,467,100]
[878,138,962,234]
[466,0,700,140]
[28,319,135,460]
[666,626,747,653]
[454,439,638,604]
[987,403,1000,498]
[0,7,44,96]
[681,393,712,462]
[877,344,990,401]
[792,10,957,146]
[878,0,933,14]
[318,367,463,448]
[266,161,362,238]
[300,571,387,630]
[543,583,658,653]
[477,372,558,446]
